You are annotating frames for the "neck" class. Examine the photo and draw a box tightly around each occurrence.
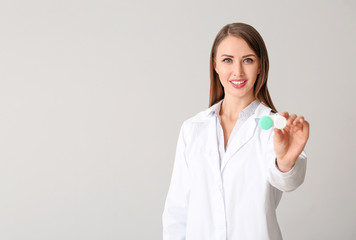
[220,95,256,120]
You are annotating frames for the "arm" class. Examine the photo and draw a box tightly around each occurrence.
[266,132,307,192]
[162,121,190,240]
[266,112,310,192]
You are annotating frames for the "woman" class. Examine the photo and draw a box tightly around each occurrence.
[162,22,310,240]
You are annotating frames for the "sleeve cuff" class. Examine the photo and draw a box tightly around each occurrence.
[273,158,298,178]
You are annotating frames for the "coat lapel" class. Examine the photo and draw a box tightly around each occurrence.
[206,116,222,176]
[220,103,272,172]
[190,114,221,177]
[220,117,257,172]
[192,100,272,174]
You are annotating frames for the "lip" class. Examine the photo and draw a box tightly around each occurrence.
[230,79,247,89]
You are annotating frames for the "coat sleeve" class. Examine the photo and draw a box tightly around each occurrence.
[265,129,307,192]
[162,121,191,240]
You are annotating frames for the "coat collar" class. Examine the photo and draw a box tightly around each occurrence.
[188,99,275,173]
[191,99,273,123]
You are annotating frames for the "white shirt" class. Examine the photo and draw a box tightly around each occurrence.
[162,99,307,240]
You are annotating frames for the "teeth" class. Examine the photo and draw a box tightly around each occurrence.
[232,81,246,84]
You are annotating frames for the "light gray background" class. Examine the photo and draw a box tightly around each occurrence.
[0,0,355,239]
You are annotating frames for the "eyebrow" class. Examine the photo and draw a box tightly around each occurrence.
[220,54,256,58]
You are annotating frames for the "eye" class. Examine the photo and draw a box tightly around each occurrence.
[223,58,232,63]
[244,58,253,63]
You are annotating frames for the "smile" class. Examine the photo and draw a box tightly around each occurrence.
[231,80,246,84]
[230,79,247,89]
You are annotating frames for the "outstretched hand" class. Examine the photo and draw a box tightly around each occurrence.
[273,112,310,172]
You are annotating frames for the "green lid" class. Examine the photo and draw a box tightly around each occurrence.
[259,116,273,130]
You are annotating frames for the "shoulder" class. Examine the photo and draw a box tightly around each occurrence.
[179,100,218,127]
[180,108,211,136]
[176,104,216,143]
[253,101,274,118]
[184,99,224,124]
[185,108,212,124]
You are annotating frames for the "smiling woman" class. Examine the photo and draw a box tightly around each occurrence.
[209,23,276,114]
[162,22,310,240]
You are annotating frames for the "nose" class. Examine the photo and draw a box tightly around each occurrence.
[233,61,244,77]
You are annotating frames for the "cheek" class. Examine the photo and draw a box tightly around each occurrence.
[218,67,230,77]
[247,66,259,77]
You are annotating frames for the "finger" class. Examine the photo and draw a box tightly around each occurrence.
[302,119,310,137]
[279,112,289,119]
[287,113,297,126]
[273,128,284,142]
[293,115,304,126]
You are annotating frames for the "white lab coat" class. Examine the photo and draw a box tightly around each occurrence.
[162,101,307,240]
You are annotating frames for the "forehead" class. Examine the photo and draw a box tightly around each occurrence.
[216,36,255,56]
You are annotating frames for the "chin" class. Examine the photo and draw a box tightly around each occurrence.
[227,88,254,99]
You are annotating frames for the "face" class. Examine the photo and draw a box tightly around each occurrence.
[213,36,261,101]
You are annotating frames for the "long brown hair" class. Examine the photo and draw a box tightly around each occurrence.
[209,22,277,113]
